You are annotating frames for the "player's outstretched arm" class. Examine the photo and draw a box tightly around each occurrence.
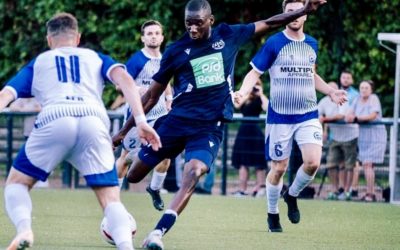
[254,0,327,35]
[315,73,347,106]
[234,69,262,106]
[110,67,162,151]
[0,88,16,112]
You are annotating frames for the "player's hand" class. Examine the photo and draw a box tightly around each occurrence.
[304,0,327,14]
[112,132,125,149]
[329,89,347,105]
[233,90,246,105]
[137,123,162,151]
[166,99,172,111]
[344,113,355,123]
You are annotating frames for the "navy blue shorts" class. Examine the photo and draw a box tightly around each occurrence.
[139,115,224,169]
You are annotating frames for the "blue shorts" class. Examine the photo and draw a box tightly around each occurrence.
[139,115,224,169]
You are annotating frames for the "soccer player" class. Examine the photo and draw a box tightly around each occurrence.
[115,20,172,211]
[0,13,161,250]
[112,0,328,249]
[235,0,347,232]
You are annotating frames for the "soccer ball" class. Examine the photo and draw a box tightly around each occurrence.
[100,213,137,245]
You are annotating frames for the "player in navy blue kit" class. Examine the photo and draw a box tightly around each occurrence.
[112,0,328,249]
[0,13,161,250]
[235,0,347,233]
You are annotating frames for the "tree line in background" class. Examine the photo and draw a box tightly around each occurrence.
[0,0,399,116]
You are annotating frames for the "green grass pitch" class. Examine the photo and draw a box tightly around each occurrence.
[1,188,399,250]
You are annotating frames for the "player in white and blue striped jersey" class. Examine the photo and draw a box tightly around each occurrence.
[235,0,347,233]
[0,13,161,250]
[115,20,172,211]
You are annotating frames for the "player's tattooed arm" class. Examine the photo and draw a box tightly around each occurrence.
[254,0,327,35]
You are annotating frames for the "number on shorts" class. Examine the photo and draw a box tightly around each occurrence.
[274,144,283,157]
[129,139,137,149]
[55,55,80,83]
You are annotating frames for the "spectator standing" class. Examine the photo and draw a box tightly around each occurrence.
[322,72,359,200]
[346,80,387,202]
[318,81,346,199]
[231,80,268,197]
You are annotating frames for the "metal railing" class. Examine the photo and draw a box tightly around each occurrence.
[0,111,398,201]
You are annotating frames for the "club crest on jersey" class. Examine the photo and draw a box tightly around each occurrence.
[184,48,191,55]
[309,55,316,64]
[212,39,225,50]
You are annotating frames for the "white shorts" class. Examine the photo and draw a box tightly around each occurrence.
[13,116,117,186]
[265,119,323,161]
[122,119,156,158]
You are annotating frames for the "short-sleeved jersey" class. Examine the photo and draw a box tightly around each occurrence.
[5,47,123,128]
[125,49,167,121]
[251,31,319,124]
[153,23,255,122]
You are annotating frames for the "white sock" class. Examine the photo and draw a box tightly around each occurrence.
[289,166,314,197]
[4,184,32,233]
[104,202,133,250]
[150,171,167,191]
[118,178,124,189]
[266,180,283,214]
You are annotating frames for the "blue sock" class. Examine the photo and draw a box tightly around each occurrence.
[155,209,177,235]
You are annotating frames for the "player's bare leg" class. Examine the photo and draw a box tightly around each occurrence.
[5,168,36,250]
[116,149,132,188]
[126,157,155,184]
[142,159,208,249]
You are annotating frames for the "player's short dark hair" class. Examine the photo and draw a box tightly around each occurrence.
[282,0,305,11]
[185,0,212,15]
[46,12,78,37]
[141,20,163,35]
[341,69,353,76]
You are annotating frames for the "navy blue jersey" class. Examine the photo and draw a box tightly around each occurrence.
[153,23,255,122]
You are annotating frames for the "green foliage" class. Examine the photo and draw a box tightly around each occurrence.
[1,0,399,115]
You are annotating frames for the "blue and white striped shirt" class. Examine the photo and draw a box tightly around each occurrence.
[251,31,319,124]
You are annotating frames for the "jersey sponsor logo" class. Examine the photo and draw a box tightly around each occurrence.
[142,80,151,85]
[190,52,225,88]
[211,39,225,50]
[184,48,191,55]
[280,66,313,78]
